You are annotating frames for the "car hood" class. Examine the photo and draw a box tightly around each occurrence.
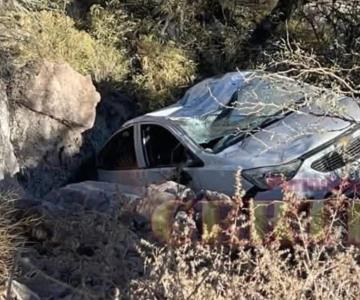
[219,97,360,169]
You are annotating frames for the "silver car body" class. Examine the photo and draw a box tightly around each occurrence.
[97,71,360,200]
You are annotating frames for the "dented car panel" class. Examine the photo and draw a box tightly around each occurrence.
[97,71,360,201]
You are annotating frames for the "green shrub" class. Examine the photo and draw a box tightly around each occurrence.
[89,4,136,49]
[134,35,196,109]
[0,10,128,82]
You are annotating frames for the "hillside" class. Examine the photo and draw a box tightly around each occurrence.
[0,0,360,299]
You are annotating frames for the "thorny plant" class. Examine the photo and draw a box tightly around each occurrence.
[132,178,360,300]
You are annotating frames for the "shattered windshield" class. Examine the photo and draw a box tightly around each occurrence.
[169,72,316,152]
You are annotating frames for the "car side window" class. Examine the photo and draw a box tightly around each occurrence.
[97,126,138,170]
[141,124,189,168]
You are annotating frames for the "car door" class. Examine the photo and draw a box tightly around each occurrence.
[138,123,204,191]
[96,125,145,195]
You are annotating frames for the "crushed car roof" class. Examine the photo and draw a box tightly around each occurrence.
[127,71,249,124]
[126,71,316,122]
[124,70,319,127]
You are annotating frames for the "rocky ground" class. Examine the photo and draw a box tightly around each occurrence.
[6,182,148,300]
[0,180,233,299]
[2,180,360,299]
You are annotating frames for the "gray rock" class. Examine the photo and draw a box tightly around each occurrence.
[12,61,100,129]
[9,280,41,300]
[136,181,195,219]
[43,181,127,214]
[0,175,25,197]
[0,80,19,180]
[0,61,101,197]
[41,181,190,220]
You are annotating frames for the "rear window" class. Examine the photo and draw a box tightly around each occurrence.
[97,127,138,170]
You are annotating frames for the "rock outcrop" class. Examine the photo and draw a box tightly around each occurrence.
[0,61,100,197]
[0,80,19,179]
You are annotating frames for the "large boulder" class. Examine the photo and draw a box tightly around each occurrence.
[0,61,100,197]
[12,61,99,128]
[43,181,130,214]
[41,180,193,217]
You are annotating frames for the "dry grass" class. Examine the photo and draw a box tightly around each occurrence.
[89,4,136,49]
[132,241,360,300]
[0,197,17,291]
[131,190,360,299]
[0,191,32,296]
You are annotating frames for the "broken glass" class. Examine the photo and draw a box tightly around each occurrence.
[169,72,318,151]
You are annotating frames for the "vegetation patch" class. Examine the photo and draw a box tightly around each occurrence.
[0,10,128,83]
[134,35,196,109]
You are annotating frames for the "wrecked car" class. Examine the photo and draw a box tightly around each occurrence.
[96,71,360,201]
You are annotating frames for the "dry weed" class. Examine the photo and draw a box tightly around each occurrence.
[132,204,360,300]
[0,190,33,296]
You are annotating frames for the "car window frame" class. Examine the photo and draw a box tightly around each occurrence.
[96,125,141,171]
[138,122,204,169]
